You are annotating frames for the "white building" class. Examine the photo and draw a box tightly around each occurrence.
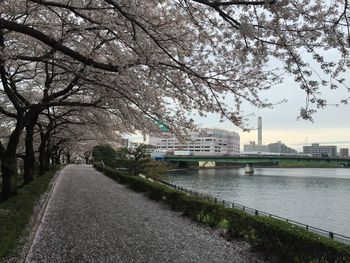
[149,128,240,156]
[303,143,337,157]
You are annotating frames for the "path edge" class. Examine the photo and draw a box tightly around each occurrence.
[18,166,64,263]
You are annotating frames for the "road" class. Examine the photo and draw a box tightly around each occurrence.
[26,165,266,263]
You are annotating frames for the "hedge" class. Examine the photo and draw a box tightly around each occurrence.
[0,166,61,259]
[94,163,350,263]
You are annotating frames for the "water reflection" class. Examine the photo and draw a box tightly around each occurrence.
[165,168,350,236]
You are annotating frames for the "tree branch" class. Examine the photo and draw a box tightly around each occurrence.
[0,18,120,72]
[0,105,17,118]
[190,0,275,7]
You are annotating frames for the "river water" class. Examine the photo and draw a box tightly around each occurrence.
[165,168,350,236]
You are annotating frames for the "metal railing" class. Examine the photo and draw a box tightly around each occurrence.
[154,179,350,245]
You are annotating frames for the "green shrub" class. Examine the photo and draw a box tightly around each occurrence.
[147,182,166,200]
[127,176,149,192]
[93,164,350,263]
[92,144,116,168]
[225,208,350,262]
[163,189,185,210]
[115,159,133,169]
[141,159,168,180]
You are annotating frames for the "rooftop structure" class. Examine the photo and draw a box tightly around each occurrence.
[258,116,262,145]
[243,117,269,153]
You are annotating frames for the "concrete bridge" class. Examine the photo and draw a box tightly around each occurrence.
[164,155,350,174]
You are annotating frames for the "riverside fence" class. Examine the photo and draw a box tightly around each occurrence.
[153,178,350,246]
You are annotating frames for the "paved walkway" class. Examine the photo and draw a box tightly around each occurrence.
[26,165,266,263]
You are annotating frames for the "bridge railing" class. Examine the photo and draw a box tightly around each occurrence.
[154,179,350,246]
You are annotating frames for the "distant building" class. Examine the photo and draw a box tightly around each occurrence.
[149,128,240,156]
[303,143,337,157]
[268,141,297,154]
[339,148,349,158]
[243,141,269,153]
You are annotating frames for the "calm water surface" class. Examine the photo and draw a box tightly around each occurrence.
[165,168,350,236]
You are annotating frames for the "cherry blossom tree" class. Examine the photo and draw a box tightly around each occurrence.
[35,105,125,172]
[0,56,103,198]
[1,1,348,121]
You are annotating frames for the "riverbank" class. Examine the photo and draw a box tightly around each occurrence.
[95,164,350,262]
[165,167,350,236]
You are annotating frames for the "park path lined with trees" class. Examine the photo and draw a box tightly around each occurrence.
[0,1,349,260]
[1,0,350,200]
[25,165,266,263]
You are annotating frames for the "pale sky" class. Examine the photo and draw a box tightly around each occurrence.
[194,73,350,152]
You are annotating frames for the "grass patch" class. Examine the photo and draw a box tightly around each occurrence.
[95,163,350,263]
[0,166,61,259]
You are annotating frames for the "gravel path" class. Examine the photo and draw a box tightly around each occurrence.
[25,165,266,263]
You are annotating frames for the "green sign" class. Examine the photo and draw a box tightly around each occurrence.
[153,119,170,132]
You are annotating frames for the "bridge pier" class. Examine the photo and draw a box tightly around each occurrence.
[198,161,216,168]
[245,163,254,175]
[178,161,189,168]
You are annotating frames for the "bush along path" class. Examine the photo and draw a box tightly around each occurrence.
[94,164,350,263]
[25,165,266,263]
[0,166,62,262]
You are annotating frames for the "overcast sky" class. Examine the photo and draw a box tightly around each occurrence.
[194,72,350,152]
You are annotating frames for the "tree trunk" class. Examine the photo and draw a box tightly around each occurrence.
[38,136,47,176]
[1,155,18,200]
[23,113,39,184]
[51,149,56,166]
[66,152,71,164]
[44,148,51,171]
[54,155,61,165]
[56,148,63,165]
[38,140,50,176]
[1,118,24,200]
[84,151,91,165]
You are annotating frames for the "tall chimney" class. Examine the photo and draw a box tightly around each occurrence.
[258,117,262,145]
